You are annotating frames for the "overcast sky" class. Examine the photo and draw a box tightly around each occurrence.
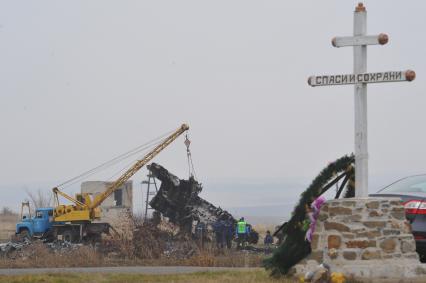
[1,1,425,211]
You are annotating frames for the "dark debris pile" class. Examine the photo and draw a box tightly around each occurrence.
[147,163,258,244]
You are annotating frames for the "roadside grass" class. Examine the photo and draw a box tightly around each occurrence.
[0,243,264,268]
[3,271,426,283]
[0,270,296,283]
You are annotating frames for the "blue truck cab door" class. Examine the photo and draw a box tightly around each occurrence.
[32,208,53,235]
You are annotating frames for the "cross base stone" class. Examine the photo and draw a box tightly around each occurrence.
[293,197,426,280]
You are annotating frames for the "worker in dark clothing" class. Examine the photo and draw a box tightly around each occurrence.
[212,219,225,249]
[264,230,273,254]
[236,217,248,249]
[219,219,227,248]
[224,220,234,249]
[195,221,206,249]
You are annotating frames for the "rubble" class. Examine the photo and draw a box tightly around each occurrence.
[46,241,84,253]
[147,163,258,244]
[0,240,28,257]
[0,239,85,262]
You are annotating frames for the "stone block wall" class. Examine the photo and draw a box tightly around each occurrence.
[309,197,418,263]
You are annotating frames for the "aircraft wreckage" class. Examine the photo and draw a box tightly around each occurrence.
[147,163,258,244]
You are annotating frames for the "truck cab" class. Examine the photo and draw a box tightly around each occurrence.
[16,207,54,238]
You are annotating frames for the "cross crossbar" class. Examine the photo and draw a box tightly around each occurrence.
[308,70,415,87]
[332,34,388,48]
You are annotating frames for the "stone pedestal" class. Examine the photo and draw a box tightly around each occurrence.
[295,198,426,280]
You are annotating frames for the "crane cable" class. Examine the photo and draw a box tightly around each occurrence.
[56,129,175,190]
[104,140,160,182]
[184,133,197,180]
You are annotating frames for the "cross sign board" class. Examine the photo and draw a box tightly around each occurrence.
[307,3,416,198]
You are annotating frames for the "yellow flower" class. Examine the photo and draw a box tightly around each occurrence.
[299,276,305,283]
[330,272,345,283]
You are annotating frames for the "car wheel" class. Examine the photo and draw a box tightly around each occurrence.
[419,251,426,263]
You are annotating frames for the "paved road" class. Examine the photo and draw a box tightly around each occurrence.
[0,266,262,275]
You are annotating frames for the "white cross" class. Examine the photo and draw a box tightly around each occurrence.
[307,3,416,198]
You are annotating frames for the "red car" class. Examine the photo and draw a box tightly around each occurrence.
[370,174,426,261]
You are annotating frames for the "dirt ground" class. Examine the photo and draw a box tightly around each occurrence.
[0,213,18,241]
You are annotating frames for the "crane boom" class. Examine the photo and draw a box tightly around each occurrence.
[89,123,189,210]
[52,187,86,208]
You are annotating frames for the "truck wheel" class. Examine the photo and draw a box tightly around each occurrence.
[19,229,31,243]
[62,230,74,243]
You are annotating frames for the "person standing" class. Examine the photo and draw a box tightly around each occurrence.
[195,221,206,249]
[236,217,247,249]
[213,219,224,249]
[219,219,227,249]
[264,230,273,254]
[224,220,234,249]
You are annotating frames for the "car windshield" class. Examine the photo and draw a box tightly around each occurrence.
[380,175,426,193]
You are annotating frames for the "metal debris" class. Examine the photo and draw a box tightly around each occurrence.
[46,241,84,252]
[147,163,258,244]
[0,241,26,255]
[0,239,83,259]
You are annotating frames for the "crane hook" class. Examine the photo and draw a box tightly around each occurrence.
[184,134,197,180]
[184,134,191,152]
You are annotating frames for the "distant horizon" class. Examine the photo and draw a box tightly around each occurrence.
[0,171,415,215]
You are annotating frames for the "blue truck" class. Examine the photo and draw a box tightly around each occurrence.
[15,202,109,243]
[15,207,54,240]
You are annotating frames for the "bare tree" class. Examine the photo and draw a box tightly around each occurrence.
[25,188,52,209]
[1,206,15,215]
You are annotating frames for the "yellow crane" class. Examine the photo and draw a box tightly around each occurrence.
[46,123,188,242]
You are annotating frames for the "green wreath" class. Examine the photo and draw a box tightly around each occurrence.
[264,154,355,276]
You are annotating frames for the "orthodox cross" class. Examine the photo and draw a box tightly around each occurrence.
[307,3,416,198]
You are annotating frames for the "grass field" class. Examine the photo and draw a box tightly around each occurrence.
[0,270,295,283]
[3,270,426,283]
[0,213,18,241]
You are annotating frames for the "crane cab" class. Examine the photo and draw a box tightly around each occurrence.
[53,193,101,222]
